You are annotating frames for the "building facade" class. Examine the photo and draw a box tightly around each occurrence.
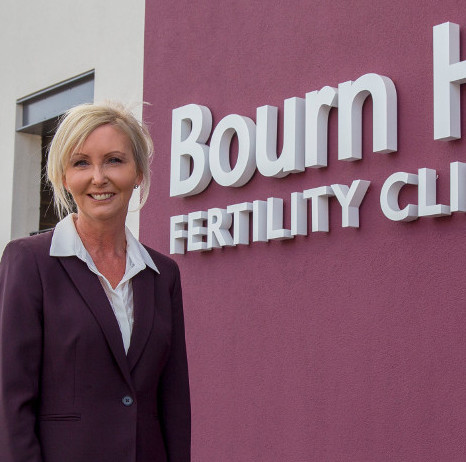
[0,0,146,251]
[142,1,466,461]
[3,1,466,461]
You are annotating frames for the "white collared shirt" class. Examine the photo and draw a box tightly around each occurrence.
[50,214,159,354]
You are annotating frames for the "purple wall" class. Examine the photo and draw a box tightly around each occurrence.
[143,2,466,460]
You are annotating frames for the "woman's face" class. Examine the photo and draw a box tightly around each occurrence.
[63,124,142,225]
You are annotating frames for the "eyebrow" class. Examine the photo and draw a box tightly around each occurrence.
[70,150,128,159]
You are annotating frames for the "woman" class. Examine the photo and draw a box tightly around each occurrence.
[0,102,190,462]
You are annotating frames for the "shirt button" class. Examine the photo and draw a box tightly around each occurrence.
[122,396,134,407]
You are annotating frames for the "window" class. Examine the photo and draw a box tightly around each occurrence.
[16,71,94,233]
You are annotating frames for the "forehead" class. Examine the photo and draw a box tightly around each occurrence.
[77,124,132,153]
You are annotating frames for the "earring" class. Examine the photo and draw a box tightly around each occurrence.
[134,184,140,189]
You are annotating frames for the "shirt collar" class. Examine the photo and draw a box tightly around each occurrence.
[50,214,159,274]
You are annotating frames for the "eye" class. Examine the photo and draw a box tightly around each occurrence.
[108,157,123,164]
[73,159,88,167]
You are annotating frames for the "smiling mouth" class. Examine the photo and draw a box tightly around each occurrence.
[89,193,115,201]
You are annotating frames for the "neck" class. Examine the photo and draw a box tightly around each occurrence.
[73,213,127,257]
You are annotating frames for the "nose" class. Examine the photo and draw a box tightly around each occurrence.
[91,165,108,186]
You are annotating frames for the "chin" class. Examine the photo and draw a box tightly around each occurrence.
[80,208,128,223]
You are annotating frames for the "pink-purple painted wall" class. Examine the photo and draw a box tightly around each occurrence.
[143,1,466,460]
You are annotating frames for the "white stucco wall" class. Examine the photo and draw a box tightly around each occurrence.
[0,0,146,252]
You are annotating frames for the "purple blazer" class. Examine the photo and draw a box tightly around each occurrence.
[0,231,190,462]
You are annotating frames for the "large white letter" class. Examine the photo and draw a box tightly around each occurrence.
[170,104,212,197]
[226,202,253,245]
[302,186,335,232]
[418,168,450,217]
[338,73,397,161]
[290,192,307,236]
[450,161,466,212]
[267,198,292,240]
[305,86,338,168]
[170,215,188,254]
[380,172,418,222]
[187,211,208,251]
[207,208,233,249]
[252,200,267,242]
[256,97,305,177]
[331,180,371,227]
[209,114,256,187]
[433,22,466,140]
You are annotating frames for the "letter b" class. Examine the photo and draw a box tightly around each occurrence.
[170,104,212,197]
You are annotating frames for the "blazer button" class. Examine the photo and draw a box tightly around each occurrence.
[122,396,134,407]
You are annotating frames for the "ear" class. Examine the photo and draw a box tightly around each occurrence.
[136,171,143,187]
[62,176,69,192]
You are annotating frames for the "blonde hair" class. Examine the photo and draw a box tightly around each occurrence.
[47,101,154,219]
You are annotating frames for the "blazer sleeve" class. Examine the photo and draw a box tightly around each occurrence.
[0,240,44,462]
[157,261,191,462]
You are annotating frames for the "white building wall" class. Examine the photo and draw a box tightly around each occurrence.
[0,0,146,253]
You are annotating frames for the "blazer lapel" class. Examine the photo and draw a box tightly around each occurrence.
[57,256,133,387]
[127,267,155,372]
